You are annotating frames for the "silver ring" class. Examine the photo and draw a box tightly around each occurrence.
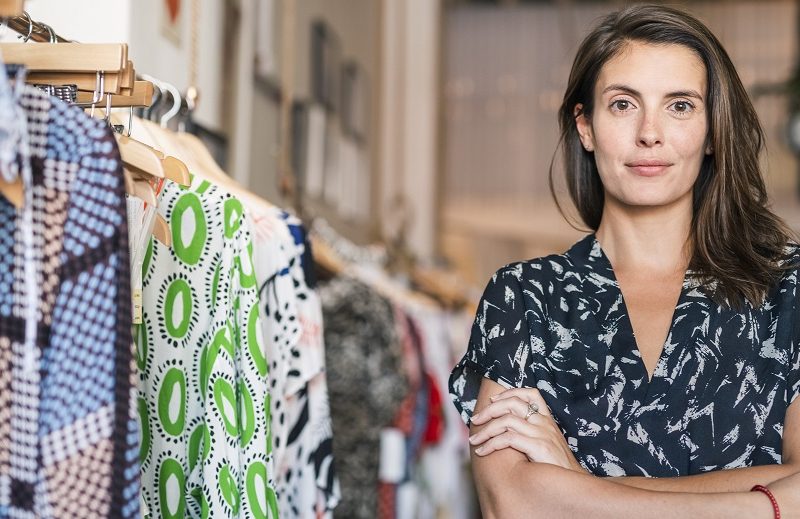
[524,402,539,419]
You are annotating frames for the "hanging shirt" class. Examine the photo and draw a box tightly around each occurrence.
[450,234,800,476]
[0,84,140,518]
[250,207,339,518]
[137,176,278,518]
[319,277,408,518]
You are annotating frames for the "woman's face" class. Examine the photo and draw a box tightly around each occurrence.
[576,41,710,214]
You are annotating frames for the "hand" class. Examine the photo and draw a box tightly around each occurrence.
[469,387,587,474]
[765,471,800,519]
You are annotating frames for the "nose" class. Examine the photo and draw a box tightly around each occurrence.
[637,111,663,147]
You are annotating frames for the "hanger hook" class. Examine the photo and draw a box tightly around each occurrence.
[42,23,56,43]
[148,86,164,122]
[139,73,163,122]
[103,92,112,123]
[92,70,105,104]
[90,71,106,117]
[159,80,182,128]
[20,11,33,42]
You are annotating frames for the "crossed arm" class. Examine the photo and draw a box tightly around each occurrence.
[468,377,800,518]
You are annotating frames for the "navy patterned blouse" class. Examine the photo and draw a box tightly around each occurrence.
[449,234,800,477]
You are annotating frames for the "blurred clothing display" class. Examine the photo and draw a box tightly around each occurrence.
[320,277,407,519]
[313,229,479,519]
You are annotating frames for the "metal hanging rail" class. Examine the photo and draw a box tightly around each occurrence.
[1,12,70,43]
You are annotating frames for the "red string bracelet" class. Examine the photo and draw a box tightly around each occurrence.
[751,485,780,519]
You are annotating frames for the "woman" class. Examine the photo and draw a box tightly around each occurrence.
[449,4,800,517]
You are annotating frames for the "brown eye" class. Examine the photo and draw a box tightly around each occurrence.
[671,100,694,114]
[611,100,631,111]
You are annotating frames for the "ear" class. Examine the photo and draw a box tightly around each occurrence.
[574,103,594,152]
[705,142,713,155]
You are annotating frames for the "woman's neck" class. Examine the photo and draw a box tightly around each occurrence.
[595,200,692,276]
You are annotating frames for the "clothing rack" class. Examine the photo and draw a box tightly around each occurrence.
[309,217,476,310]
[0,13,186,248]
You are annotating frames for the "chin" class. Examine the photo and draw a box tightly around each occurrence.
[617,192,689,210]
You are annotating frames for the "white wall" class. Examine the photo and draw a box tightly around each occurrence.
[18,0,132,42]
[128,0,225,131]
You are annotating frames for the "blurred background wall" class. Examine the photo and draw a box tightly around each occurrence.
[441,0,800,286]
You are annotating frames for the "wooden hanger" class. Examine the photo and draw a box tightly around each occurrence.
[411,266,473,309]
[29,71,123,94]
[76,81,154,107]
[143,144,190,187]
[0,43,127,72]
[132,117,272,205]
[0,0,24,17]
[30,70,124,94]
[0,178,23,208]
[151,214,171,246]
[0,32,174,244]
[123,169,157,206]
[161,156,191,187]
[119,61,135,91]
[3,42,129,96]
[124,184,171,247]
[309,234,347,276]
[123,168,173,246]
[108,114,191,187]
[114,133,166,179]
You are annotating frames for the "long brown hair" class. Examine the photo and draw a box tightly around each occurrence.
[551,3,794,308]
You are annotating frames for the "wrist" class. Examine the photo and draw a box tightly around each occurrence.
[750,485,781,519]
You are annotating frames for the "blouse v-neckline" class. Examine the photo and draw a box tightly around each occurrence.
[583,234,693,395]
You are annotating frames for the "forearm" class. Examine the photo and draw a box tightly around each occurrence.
[607,463,800,493]
[480,461,774,519]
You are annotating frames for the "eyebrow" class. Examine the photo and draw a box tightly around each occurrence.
[601,84,704,100]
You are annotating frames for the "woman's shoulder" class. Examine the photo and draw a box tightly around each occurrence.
[492,252,577,286]
[484,244,587,312]
[491,235,590,286]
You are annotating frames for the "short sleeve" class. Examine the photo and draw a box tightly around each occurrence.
[790,290,800,405]
[448,263,542,426]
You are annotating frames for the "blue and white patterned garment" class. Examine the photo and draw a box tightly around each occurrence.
[0,83,139,517]
[450,234,800,476]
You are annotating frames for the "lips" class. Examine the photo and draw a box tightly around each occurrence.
[626,160,672,177]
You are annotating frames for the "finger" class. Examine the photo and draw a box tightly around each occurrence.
[473,430,549,459]
[491,387,551,417]
[468,413,543,446]
[471,396,531,425]
[490,387,539,402]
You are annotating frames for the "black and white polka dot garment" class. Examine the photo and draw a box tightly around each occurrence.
[251,207,340,518]
[450,234,800,476]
